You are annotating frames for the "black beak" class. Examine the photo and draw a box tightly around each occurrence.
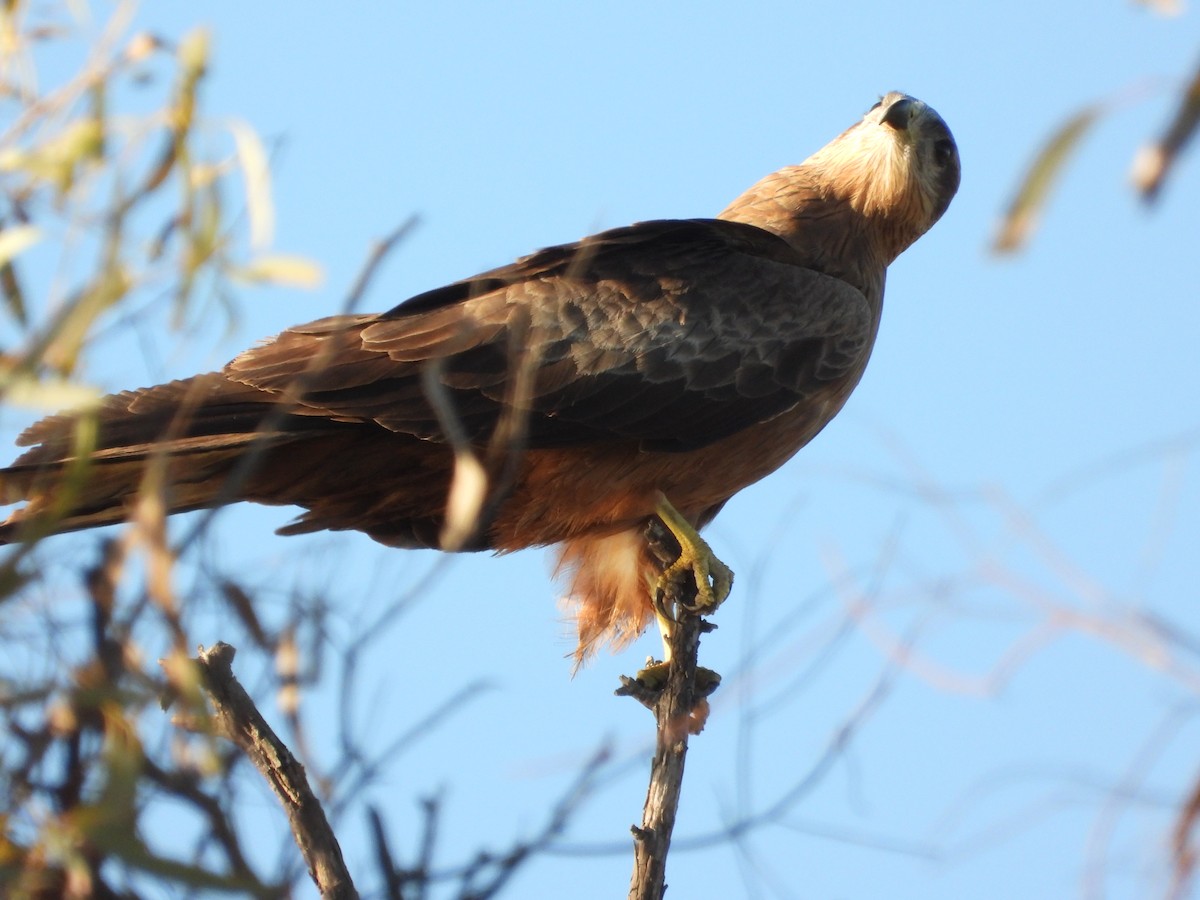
[881,97,915,131]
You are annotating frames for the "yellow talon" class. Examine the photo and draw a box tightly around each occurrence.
[633,659,723,695]
[634,659,671,690]
[629,496,729,714]
[651,495,734,614]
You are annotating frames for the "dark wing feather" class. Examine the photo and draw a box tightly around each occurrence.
[227,218,873,452]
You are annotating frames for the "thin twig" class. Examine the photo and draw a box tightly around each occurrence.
[190,642,357,900]
[367,805,405,900]
[456,748,607,900]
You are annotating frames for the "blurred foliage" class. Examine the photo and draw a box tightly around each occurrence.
[0,0,321,407]
[994,6,1199,253]
[0,5,584,897]
[0,1,327,895]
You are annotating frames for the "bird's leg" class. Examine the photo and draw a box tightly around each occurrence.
[635,602,723,694]
[631,571,678,688]
[633,494,733,688]
[651,494,734,615]
[655,607,676,663]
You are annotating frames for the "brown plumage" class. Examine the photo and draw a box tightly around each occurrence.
[0,93,960,663]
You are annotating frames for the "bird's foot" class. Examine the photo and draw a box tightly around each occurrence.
[650,496,734,615]
[633,660,722,694]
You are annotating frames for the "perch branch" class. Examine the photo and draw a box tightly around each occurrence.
[619,519,722,900]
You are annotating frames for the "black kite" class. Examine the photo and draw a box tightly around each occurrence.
[0,92,960,664]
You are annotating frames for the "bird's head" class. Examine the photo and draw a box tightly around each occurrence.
[806,92,960,243]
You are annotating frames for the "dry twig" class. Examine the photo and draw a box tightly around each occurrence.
[619,520,722,900]
[190,642,357,900]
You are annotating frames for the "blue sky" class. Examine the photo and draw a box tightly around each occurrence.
[7,2,1200,898]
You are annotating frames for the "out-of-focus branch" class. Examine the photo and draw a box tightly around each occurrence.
[365,748,606,899]
[1132,55,1200,203]
[994,50,1198,254]
[140,757,269,892]
[1171,768,1200,899]
[189,642,357,900]
[454,750,605,900]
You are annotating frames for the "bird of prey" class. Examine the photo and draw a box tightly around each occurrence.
[0,92,959,666]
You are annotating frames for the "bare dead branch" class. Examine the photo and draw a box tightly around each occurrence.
[413,795,441,900]
[190,641,357,900]
[620,519,722,900]
[367,805,405,900]
[367,793,441,900]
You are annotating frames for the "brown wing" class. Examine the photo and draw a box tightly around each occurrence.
[0,218,869,545]
[228,218,873,453]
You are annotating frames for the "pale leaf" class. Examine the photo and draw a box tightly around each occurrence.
[993,106,1102,254]
[177,28,210,80]
[440,450,488,552]
[0,225,41,266]
[0,371,101,411]
[228,119,273,248]
[232,254,324,289]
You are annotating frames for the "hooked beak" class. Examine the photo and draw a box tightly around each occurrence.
[881,96,916,131]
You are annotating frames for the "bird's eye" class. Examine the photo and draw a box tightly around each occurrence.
[932,138,955,168]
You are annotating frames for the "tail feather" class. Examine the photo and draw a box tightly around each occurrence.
[14,375,252,460]
[0,445,262,539]
[0,372,467,550]
[2,371,668,665]
[0,373,313,542]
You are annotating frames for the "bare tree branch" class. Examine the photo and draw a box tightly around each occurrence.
[620,519,722,900]
[188,642,358,900]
